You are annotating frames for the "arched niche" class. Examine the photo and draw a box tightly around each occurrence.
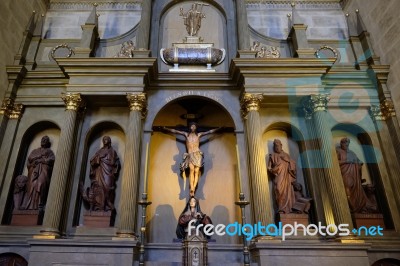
[147,96,239,244]
[332,123,392,229]
[371,258,400,266]
[0,253,28,266]
[263,122,309,215]
[2,121,60,225]
[158,0,229,72]
[74,121,125,228]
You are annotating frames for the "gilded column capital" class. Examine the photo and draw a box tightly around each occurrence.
[369,101,395,121]
[369,105,385,121]
[126,93,147,118]
[10,104,24,120]
[381,99,396,118]
[240,93,263,118]
[61,93,85,111]
[0,98,14,118]
[303,94,330,115]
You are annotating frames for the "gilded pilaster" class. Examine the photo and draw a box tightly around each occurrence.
[369,104,400,230]
[303,94,353,227]
[117,93,147,237]
[39,93,85,237]
[240,93,273,225]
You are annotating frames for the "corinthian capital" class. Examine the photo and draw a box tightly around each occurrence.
[240,93,263,118]
[0,98,14,118]
[61,93,85,111]
[126,93,147,118]
[303,94,330,115]
[369,105,385,121]
[370,100,396,121]
[381,99,396,119]
[10,104,24,119]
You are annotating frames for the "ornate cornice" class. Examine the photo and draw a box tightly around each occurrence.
[370,100,397,121]
[49,1,142,11]
[126,93,147,118]
[61,93,85,111]
[303,94,330,115]
[240,93,263,118]
[0,98,15,118]
[246,0,342,10]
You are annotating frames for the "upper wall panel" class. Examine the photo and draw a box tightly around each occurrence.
[247,1,348,40]
[43,2,142,39]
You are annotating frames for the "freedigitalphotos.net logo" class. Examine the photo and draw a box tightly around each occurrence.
[188,221,383,241]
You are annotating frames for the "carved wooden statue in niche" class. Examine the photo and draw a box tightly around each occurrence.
[336,137,378,213]
[21,135,55,210]
[267,139,297,214]
[81,136,121,212]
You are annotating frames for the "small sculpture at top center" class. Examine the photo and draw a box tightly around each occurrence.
[180,3,207,37]
[160,2,225,71]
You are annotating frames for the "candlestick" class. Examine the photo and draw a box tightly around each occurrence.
[236,144,243,193]
[143,142,149,193]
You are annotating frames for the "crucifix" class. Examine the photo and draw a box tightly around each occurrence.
[161,123,222,197]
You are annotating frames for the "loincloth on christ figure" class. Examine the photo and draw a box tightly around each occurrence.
[180,151,204,171]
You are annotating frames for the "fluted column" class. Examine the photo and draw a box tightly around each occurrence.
[303,113,333,226]
[39,93,84,237]
[0,100,24,217]
[380,100,400,163]
[240,93,273,225]
[136,0,152,50]
[370,104,400,230]
[236,0,250,50]
[303,94,353,227]
[0,98,14,147]
[117,93,147,237]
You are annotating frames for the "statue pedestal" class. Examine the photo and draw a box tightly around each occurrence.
[11,210,40,226]
[183,233,208,266]
[277,213,309,226]
[353,213,385,228]
[83,211,112,227]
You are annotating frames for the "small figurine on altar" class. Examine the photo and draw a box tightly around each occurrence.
[13,175,28,210]
[291,182,312,214]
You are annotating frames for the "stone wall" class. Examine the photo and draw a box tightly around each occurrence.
[0,0,48,100]
[343,0,400,121]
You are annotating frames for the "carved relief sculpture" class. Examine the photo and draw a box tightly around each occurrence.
[115,40,135,58]
[21,136,55,210]
[81,136,121,212]
[267,139,297,214]
[336,137,378,213]
[251,41,281,58]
